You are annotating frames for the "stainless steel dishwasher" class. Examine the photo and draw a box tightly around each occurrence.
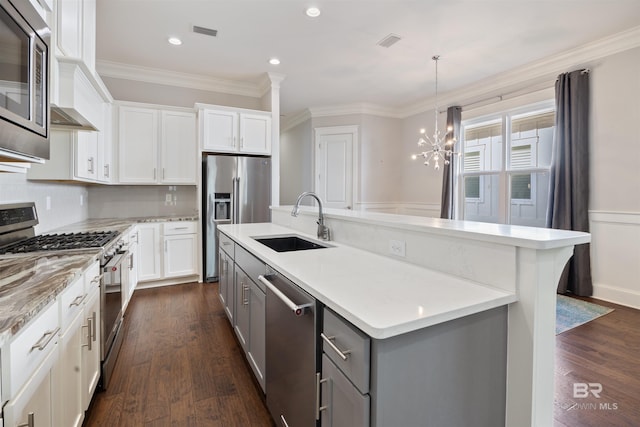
[259,270,320,427]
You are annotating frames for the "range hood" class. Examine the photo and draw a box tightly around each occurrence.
[50,57,111,131]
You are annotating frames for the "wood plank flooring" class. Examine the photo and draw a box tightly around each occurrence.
[84,283,640,426]
[554,296,640,426]
[83,282,274,427]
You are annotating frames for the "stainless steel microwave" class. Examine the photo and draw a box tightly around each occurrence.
[0,0,50,160]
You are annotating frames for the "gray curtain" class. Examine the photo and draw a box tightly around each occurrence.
[547,69,593,296]
[440,106,462,219]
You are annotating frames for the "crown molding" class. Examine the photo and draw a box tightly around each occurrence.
[96,60,264,98]
[399,25,640,118]
[308,102,403,119]
[281,109,311,132]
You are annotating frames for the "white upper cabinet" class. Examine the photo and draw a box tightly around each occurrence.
[117,104,197,185]
[118,106,158,184]
[161,110,197,184]
[198,105,271,155]
[55,0,96,72]
[75,130,99,181]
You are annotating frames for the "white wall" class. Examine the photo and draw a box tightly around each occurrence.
[0,173,89,233]
[280,119,313,205]
[588,47,640,308]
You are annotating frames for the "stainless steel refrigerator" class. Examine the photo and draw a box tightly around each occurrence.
[203,154,271,281]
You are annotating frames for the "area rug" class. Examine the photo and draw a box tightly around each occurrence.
[556,295,614,334]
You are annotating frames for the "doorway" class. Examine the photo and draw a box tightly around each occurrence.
[314,126,358,209]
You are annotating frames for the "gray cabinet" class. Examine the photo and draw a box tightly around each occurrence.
[321,354,370,427]
[217,232,266,392]
[218,249,234,322]
[234,265,250,351]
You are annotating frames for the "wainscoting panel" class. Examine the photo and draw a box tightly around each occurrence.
[589,211,640,309]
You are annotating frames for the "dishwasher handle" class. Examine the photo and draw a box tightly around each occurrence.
[259,275,313,316]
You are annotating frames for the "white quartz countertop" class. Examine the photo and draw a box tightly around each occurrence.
[218,222,517,339]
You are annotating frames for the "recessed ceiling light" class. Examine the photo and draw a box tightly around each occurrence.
[269,58,281,65]
[305,7,321,17]
[168,37,182,46]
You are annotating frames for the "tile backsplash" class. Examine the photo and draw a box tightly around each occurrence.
[88,185,198,218]
[0,173,89,233]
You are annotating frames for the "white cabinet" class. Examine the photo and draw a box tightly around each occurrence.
[137,222,198,284]
[81,274,101,410]
[137,223,162,282]
[57,310,84,427]
[198,105,271,155]
[118,104,197,185]
[123,227,139,311]
[55,0,96,72]
[27,129,108,184]
[97,102,114,183]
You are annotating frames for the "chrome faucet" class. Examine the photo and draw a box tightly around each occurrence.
[291,191,331,241]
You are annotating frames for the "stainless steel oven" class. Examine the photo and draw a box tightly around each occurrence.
[100,246,129,389]
[0,0,50,160]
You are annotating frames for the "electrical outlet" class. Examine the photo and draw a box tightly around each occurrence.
[389,239,406,257]
[165,193,172,203]
[46,196,51,210]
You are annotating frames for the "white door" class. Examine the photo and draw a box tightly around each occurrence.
[315,126,356,209]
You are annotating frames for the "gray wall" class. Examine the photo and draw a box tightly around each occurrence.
[280,119,313,205]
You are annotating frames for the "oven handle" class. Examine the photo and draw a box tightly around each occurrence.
[258,275,313,316]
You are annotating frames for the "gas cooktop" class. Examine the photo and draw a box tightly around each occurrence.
[0,230,119,255]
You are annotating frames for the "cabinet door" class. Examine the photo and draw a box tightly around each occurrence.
[127,239,139,299]
[97,103,113,183]
[75,130,99,180]
[161,110,196,184]
[234,266,250,351]
[118,106,158,183]
[239,113,271,154]
[56,0,82,58]
[219,251,235,323]
[248,282,266,391]
[163,233,197,278]
[201,109,238,152]
[58,312,84,427]
[3,351,57,427]
[137,223,162,282]
[321,354,370,427]
[81,288,101,410]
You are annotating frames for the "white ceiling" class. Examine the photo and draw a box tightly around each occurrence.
[95,0,640,118]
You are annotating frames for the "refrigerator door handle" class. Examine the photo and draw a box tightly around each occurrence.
[234,177,241,223]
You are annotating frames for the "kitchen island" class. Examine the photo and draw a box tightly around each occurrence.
[221,207,590,427]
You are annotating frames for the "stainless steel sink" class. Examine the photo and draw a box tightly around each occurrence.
[253,235,331,252]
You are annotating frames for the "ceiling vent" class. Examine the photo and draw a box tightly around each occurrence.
[193,25,218,37]
[377,33,402,48]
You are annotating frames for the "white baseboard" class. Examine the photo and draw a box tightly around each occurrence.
[593,283,640,310]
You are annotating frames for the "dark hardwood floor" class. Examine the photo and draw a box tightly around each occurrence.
[83,282,274,427]
[554,296,640,426]
[84,283,640,426]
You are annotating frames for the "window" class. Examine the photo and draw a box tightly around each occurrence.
[459,106,554,227]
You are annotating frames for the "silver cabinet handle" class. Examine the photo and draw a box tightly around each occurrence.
[240,136,244,148]
[88,157,94,173]
[321,333,351,361]
[221,241,231,246]
[17,412,34,427]
[69,293,87,307]
[315,372,329,420]
[90,275,101,285]
[92,310,97,342]
[280,415,289,427]
[104,163,110,177]
[82,316,93,351]
[173,226,189,230]
[30,327,60,353]
[258,275,313,316]
[241,280,249,305]
[129,252,134,270]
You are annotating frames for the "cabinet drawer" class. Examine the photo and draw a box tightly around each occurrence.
[163,221,196,235]
[235,244,266,289]
[219,231,234,257]
[322,308,370,394]
[3,301,60,399]
[59,274,86,333]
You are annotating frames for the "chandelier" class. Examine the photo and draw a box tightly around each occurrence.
[412,55,458,170]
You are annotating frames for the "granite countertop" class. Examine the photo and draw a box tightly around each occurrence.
[218,222,516,339]
[0,215,199,345]
[0,250,100,346]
